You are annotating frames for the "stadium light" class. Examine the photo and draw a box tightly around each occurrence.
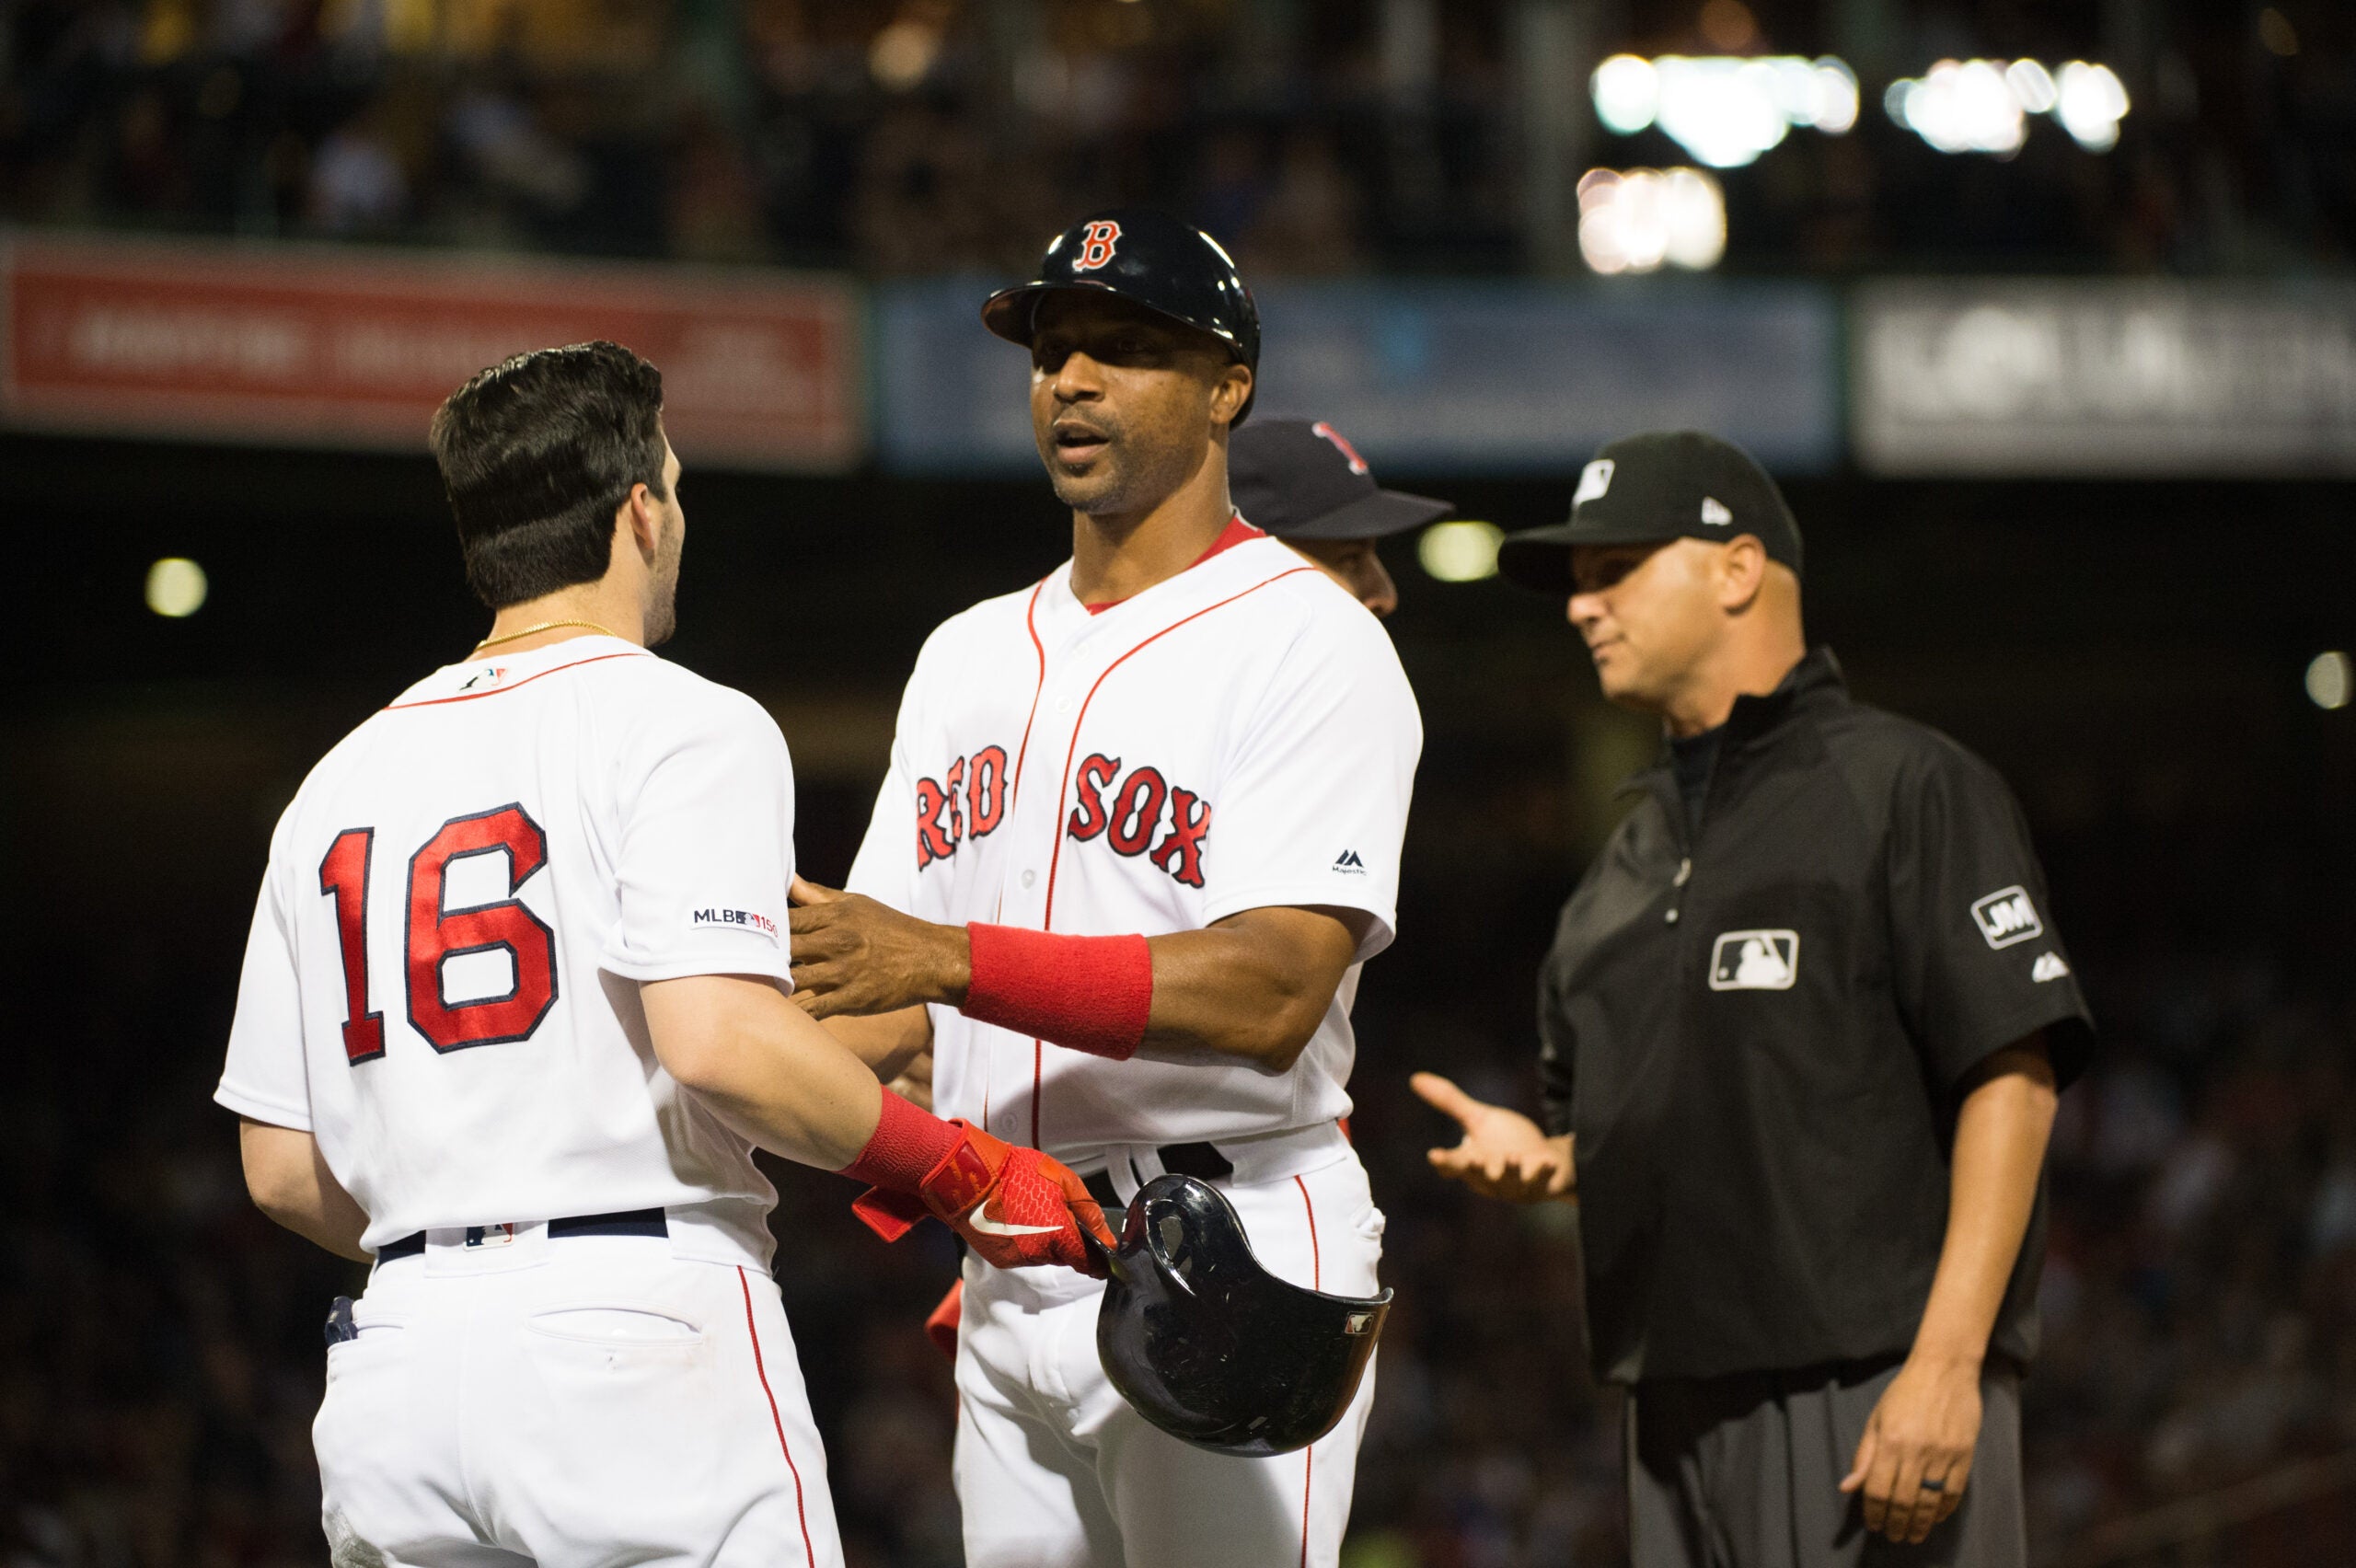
[1577,168,1726,275]
[1888,59,2128,155]
[1419,522,1504,583]
[2307,651,2351,711]
[1588,54,1857,169]
[146,558,208,617]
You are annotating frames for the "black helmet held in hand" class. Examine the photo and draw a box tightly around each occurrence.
[1081,1173,1390,1458]
[983,210,1263,423]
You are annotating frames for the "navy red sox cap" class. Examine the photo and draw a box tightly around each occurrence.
[982,209,1263,423]
[1496,430,1804,594]
[1230,419,1453,541]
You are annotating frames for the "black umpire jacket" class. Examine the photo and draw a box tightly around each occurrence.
[1539,648,2093,1386]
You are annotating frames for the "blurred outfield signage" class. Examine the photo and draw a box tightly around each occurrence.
[876,277,1842,475]
[0,236,861,469]
[1854,280,2356,475]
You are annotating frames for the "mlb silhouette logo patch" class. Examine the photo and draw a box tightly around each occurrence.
[1971,886,2044,949]
[1709,929,1798,990]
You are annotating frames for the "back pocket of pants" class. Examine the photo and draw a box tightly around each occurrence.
[527,1305,704,1348]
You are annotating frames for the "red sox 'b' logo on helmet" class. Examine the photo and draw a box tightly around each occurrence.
[1071,220,1122,272]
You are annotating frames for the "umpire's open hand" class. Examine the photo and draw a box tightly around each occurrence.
[1412,1073,1576,1203]
[1840,1355,1981,1543]
[788,878,971,1019]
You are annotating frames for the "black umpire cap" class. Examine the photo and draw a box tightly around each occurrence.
[983,209,1262,422]
[1230,419,1454,541]
[1496,431,1803,594]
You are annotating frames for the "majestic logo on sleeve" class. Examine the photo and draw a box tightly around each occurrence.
[917,745,1010,870]
[1970,886,2044,949]
[1067,754,1211,888]
[1070,220,1123,272]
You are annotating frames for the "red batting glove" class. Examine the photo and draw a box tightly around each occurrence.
[921,1121,1115,1275]
[924,1280,963,1360]
[849,1118,1113,1277]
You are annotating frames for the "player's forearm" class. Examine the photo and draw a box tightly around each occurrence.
[642,975,887,1170]
[1907,1038,2058,1367]
[1137,909,1362,1069]
[238,1120,372,1262]
[816,1005,934,1084]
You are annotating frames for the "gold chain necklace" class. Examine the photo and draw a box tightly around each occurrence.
[469,619,625,654]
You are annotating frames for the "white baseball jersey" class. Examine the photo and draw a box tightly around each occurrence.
[217,636,800,1266]
[846,523,1422,1156]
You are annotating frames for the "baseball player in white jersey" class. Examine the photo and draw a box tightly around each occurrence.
[216,342,1112,1568]
[787,213,1421,1567]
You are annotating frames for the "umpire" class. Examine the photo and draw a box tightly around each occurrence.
[1415,432,2092,1567]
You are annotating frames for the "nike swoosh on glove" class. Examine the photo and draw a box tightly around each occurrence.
[909,1120,1114,1275]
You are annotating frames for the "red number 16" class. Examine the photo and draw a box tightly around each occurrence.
[317,804,559,1064]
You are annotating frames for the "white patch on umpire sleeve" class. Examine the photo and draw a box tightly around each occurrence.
[1574,458,1615,506]
[1970,886,2043,949]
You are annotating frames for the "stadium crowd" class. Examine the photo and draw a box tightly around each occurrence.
[4,0,2350,275]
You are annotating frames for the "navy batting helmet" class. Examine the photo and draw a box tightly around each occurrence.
[1080,1173,1390,1458]
[982,209,1262,422]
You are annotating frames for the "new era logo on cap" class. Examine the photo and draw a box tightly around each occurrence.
[1701,496,1732,525]
[1574,458,1615,506]
[1971,886,2044,949]
[2031,951,2071,983]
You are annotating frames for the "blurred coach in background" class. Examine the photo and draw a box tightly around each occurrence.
[1230,417,1452,618]
[1414,432,2093,1568]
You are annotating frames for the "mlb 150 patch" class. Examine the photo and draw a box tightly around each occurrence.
[1971,886,2043,949]
[1709,929,1799,991]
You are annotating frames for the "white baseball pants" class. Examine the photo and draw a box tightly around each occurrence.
[952,1150,1385,1568]
[312,1229,844,1568]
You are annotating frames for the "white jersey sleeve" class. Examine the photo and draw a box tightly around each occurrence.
[846,623,951,914]
[1198,605,1422,958]
[602,689,798,987]
[218,814,313,1131]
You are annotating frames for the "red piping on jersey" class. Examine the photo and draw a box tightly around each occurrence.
[382,651,650,710]
[1008,578,1052,808]
[1080,516,1265,616]
[738,1267,818,1566]
[1295,1174,1321,1568]
[1028,563,1322,1147]
[988,578,1054,1141]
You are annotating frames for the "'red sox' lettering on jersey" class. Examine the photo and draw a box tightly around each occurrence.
[848,532,1422,1158]
[917,744,1011,869]
[1066,755,1212,888]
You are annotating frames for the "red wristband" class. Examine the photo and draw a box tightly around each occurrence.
[962,924,1152,1061]
[840,1086,963,1192]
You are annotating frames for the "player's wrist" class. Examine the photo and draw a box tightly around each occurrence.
[839,1084,964,1192]
[960,924,1153,1061]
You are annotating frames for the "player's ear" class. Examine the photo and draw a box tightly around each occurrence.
[622,484,663,563]
[1208,362,1252,431]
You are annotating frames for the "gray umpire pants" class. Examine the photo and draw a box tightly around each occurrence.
[1626,1359,2025,1568]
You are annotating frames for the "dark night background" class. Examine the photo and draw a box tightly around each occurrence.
[8,0,2356,1563]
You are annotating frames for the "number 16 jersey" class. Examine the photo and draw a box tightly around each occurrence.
[217,638,799,1265]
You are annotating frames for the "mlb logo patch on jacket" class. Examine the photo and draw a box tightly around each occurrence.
[1709,929,1798,991]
